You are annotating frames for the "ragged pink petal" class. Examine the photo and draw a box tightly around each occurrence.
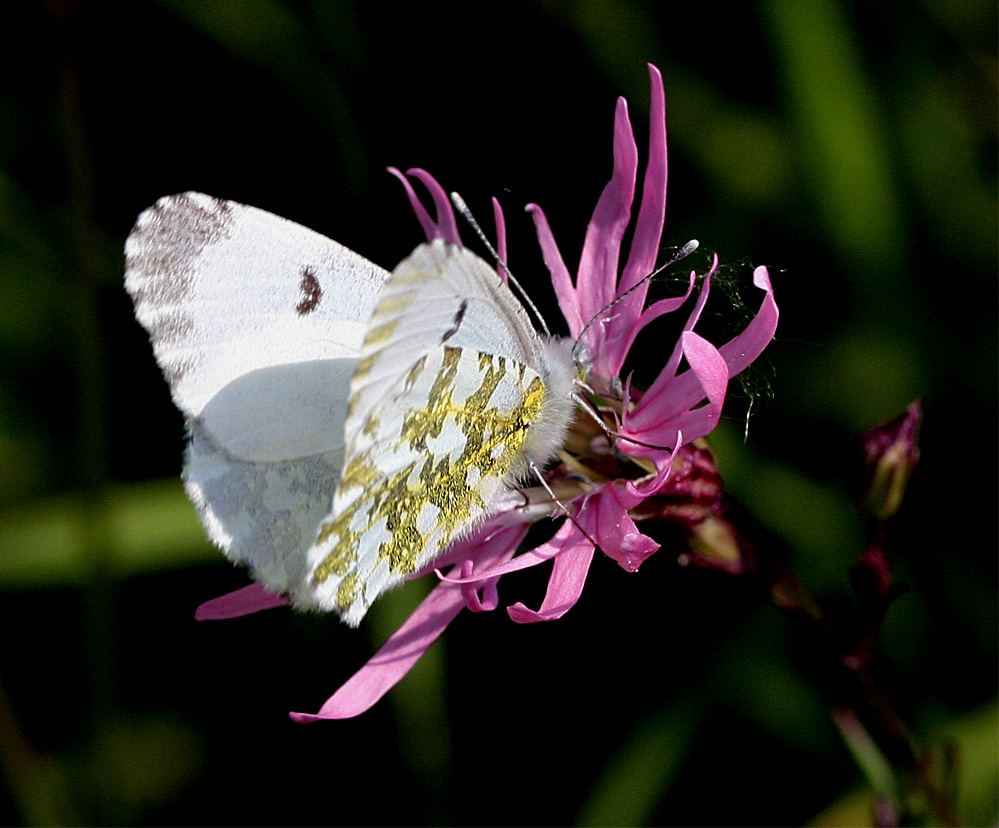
[452,525,528,611]
[526,202,582,336]
[388,167,461,245]
[629,272,696,343]
[194,583,290,621]
[527,66,673,380]
[585,484,659,572]
[289,576,467,721]
[716,265,779,378]
[415,516,527,578]
[622,428,684,503]
[576,95,638,330]
[603,272,697,379]
[622,260,716,431]
[623,331,730,452]
[618,64,668,297]
[507,521,596,624]
[290,526,526,721]
[601,64,669,376]
[491,197,509,282]
[460,555,501,612]
[436,530,569,585]
[680,330,730,422]
[637,260,774,429]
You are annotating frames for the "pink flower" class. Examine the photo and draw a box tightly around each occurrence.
[198,64,778,720]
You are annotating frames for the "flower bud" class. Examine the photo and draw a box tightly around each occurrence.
[681,514,748,573]
[636,441,754,574]
[646,440,725,526]
[858,400,922,520]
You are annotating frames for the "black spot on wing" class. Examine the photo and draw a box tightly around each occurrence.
[296,267,323,315]
[441,300,468,342]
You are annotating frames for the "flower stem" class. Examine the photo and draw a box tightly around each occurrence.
[759,532,959,826]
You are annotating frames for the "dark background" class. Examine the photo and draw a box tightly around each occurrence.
[0,0,995,825]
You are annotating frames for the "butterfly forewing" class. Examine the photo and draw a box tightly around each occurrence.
[125,193,389,428]
[307,241,555,624]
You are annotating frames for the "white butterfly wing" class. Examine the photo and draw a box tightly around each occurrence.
[125,192,389,450]
[304,241,576,624]
[184,420,347,596]
[125,193,391,600]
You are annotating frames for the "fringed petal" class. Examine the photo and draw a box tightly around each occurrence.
[587,484,660,572]
[607,271,696,372]
[600,65,670,376]
[194,583,289,621]
[576,98,639,376]
[623,331,729,450]
[622,258,717,433]
[290,527,524,722]
[387,167,461,245]
[618,64,668,296]
[624,430,683,499]
[507,521,595,624]
[526,202,582,336]
[717,265,779,377]
[633,272,696,334]
[632,258,775,437]
[289,577,467,721]
[491,197,509,283]
[577,96,638,323]
[405,168,461,245]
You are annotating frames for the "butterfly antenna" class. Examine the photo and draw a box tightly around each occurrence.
[571,239,700,361]
[450,191,551,337]
[526,459,600,550]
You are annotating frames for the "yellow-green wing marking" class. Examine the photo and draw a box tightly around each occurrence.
[310,345,546,624]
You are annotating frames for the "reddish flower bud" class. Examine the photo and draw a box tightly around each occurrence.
[858,401,922,520]
[649,441,725,527]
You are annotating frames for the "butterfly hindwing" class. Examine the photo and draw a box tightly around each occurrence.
[184,420,345,596]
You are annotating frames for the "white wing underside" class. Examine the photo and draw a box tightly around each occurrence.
[125,193,390,597]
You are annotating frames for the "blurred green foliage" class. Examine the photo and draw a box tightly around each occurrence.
[0,0,994,825]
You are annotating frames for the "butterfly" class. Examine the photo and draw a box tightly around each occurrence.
[125,192,577,626]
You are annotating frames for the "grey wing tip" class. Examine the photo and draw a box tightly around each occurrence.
[125,192,238,277]
[130,192,233,236]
